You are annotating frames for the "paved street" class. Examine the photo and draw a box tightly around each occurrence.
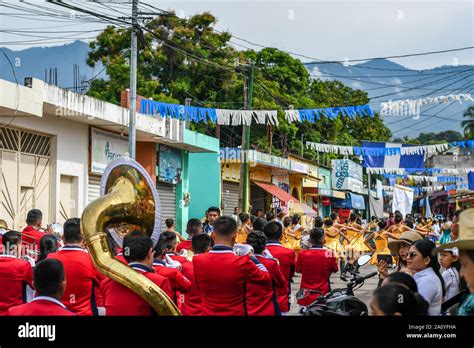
[289,264,380,315]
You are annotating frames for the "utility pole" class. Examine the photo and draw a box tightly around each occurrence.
[128,0,138,159]
[238,62,255,214]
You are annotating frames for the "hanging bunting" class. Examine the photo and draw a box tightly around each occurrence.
[284,104,374,124]
[380,93,474,118]
[305,142,353,155]
[452,140,474,148]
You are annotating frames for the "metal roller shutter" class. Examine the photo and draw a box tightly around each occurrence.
[250,183,266,215]
[156,182,177,230]
[222,181,239,216]
[88,175,102,204]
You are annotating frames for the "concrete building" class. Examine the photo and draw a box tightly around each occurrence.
[0,78,220,234]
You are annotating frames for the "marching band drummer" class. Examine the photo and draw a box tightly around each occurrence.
[364,219,394,265]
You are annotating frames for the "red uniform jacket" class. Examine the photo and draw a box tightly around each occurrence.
[101,263,172,316]
[296,246,338,306]
[47,245,103,316]
[21,226,46,259]
[7,296,75,316]
[153,260,192,303]
[0,254,34,315]
[176,239,192,253]
[192,245,271,316]
[180,259,202,316]
[265,242,296,312]
[246,255,285,316]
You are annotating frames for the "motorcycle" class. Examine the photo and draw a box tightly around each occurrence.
[296,254,378,316]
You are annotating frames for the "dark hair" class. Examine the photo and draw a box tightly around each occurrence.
[395,213,403,224]
[265,211,274,221]
[34,259,65,297]
[239,213,250,224]
[63,218,82,244]
[160,231,178,250]
[264,221,282,241]
[2,230,21,252]
[378,219,388,230]
[372,284,417,316]
[250,215,257,225]
[213,216,237,237]
[191,233,211,254]
[324,218,333,227]
[349,213,357,222]
[385,272,418,293]
[255,209,262,215]
[39,234,59,261]
[310,227,324,245]
[26,209,42,225]
[314,216,324,228]
[405,218,414,229]
[283,216,292,228]
[207,206,221,215]
[330,212,338,221]
[252,217,267,232]
[412,239,446,297]
[165,218,174,228]
[186,218,202,236]
[292,214,300,225]
[371,216,378,222]
[123,230,153,262]
[246,230,268,255]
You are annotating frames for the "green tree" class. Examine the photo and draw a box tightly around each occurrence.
[86,11,392,160]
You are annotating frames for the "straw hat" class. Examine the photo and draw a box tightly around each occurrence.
[387,230,423,254]
[433,208,474,254]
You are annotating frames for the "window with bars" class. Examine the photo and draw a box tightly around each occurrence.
[0,127,51,157]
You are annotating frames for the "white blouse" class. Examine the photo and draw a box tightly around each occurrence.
[442,268,460,302]
[413,267,443,316]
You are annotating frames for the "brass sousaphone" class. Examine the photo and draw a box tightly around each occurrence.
[81,158,180,315]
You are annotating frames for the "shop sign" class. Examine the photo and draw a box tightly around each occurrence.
[90,128,128,175]
[332,159,363,193]
[158,145,182,184]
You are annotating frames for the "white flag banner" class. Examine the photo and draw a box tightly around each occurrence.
[392,184,414,217]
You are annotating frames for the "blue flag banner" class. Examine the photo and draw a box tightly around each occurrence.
[361,142,425,169]
[469,172,474,190]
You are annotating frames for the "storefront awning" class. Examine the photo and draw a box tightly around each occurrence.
[252,180,298,205]
[348,192,365,210]
[252,180,318,216]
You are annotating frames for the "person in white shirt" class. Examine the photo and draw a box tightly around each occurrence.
[432,220,440,238]
[406,239,445,315]
[439,248,461,302]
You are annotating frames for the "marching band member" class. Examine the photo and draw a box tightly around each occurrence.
[192,216,271,316]
[176,218,203,253]
[160,231,187,266]
[7,259,74,316]
[386,213,412,239]
[246,230,285,316]
[264,221,296,315]
[203,206,221,234]
[153,234,192,304]
[344,213,372,254]
[364,219,394,265]
[0,231,34,315]
[101,231,172,315]
[296,227,338,308]
[323,217,349,254]
[21,209,47,260]
[235,213,253,244]
[47,218,104,316]
[180,234,212,316]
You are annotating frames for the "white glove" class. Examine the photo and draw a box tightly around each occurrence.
[262,249,273,259]
[165,254,182,271]
[233,243,254,256]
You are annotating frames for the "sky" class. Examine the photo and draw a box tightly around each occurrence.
[1,0,473,70]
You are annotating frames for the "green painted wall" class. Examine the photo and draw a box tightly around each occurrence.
[186,152,221,235]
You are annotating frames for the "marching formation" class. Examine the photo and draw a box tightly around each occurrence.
[0,206,473,316]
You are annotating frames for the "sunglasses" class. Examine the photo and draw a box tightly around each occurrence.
[407,251,418,259]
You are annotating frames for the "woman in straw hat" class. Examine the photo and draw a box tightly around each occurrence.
[434,208,474,316]
[378,230,423,280]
